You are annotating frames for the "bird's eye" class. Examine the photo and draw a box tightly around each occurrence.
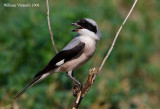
[85,23,88,26]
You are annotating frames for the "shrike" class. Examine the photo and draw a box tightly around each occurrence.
[15,18,101,98]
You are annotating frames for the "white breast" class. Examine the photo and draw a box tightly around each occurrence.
[80,36,96,57]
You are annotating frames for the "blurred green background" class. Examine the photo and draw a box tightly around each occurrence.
[0,0,160,109]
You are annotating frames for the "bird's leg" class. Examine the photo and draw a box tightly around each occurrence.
[66,71,81,87]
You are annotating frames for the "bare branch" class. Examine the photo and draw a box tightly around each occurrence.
[72,68,95,109]
[46,0,58,53]
[72,0,138,108]
[93,0,138,80]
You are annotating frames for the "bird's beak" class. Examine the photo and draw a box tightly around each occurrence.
[71,23,83,32]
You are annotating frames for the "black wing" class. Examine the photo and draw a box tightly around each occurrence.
[15,42,85,98]
[34,42,85,78]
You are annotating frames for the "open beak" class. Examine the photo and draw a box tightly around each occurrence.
[71,23,83,32]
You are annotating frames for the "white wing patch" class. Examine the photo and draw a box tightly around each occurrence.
[56,59,65,66]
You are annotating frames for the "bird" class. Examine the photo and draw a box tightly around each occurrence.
[15,18,101,98]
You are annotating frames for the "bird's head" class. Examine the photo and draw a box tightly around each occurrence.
[71,18,101,40]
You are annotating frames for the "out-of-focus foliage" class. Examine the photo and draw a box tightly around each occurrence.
[0,0,160,109]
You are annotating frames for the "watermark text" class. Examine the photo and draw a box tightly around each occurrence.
[4,3,40,8]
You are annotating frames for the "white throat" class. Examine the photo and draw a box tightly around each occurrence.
[78,29,99,41]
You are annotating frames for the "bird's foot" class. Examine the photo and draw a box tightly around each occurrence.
[66,71,82,96]
[66,71,81,88]
[73,79,81,88]
[72,83,81,97]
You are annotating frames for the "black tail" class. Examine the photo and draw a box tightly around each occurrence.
[14,77,40,99]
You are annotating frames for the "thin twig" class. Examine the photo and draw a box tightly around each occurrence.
[93,0,138,80]
[72,0,138,108]
[46,0,58,53]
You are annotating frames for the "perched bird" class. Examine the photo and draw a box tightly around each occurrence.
[15,18,101,98]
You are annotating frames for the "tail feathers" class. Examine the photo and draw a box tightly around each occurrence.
[14,77,40,99]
